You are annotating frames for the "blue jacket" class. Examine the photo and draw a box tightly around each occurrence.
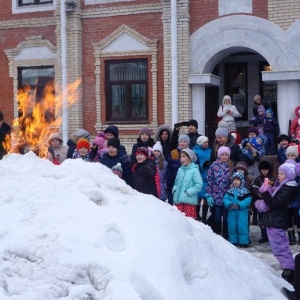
[172,162,203,205]
[193,144,211,199]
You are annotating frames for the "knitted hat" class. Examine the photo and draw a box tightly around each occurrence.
[48,132,62,144]
[188,119,198,129]
[104,125,119,138]
[76,138,90,151]
[258,160,272,171]
[286,145,298,157]
[76,129,90,140]
[247,127,259,136]
[278,162,296,181]
[217,146,231,158]
[93,136,106,149]
[285,159,297,166]
[153,141,163,154]
[218,120,230,132]
[97,131,106,139]
[181,148,197,162]
[178,134,190,145]
[135,147,151,158]
[139,127,152,137]
[277,134,290,144]
[197,136,209,146]
[215,127,229,137]
[265,108,273,116]
[107,137,120,150]
[235,161,248,175]
[257,105,265,113]
[112,163,123,178]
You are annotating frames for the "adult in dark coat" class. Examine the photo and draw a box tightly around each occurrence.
[171,119,201,149]
[154,124,173,160]
[0,111,11,160]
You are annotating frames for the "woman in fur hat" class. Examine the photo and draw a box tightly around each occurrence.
[154,124,173,160]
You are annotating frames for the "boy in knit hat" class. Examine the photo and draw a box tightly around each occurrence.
[172,148,203,219]
[130,127,155,165]
[193,135,211,223]
[72,138,92,161]
[167,134,191,205]
[256,162,298,284]
[205,146,232,238]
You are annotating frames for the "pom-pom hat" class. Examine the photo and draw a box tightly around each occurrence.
[278,162,296,181]
[76,138,90,151]
[215,127,229,138]
[112,163,123,177]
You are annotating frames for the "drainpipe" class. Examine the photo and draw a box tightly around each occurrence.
[61,0,68,145]
[171,0,178,126]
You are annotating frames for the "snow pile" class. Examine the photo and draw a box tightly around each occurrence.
[0,153,289,299]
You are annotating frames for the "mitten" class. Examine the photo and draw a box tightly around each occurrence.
[206,196,214,207]
[259,183,269,193]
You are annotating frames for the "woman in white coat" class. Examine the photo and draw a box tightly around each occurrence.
[217,95,240,131]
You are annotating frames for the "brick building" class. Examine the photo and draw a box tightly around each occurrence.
[1,0,300,150]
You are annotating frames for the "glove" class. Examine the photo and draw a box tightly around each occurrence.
[259,183,269,193]
[206,196,214,207]
[234,203,241,210]
[228,204,235,211]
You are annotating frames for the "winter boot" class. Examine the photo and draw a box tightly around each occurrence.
[259,226,268,243]
[281,287,300,300]
[202,204,209,224]
[288,229,297,245]
[282,269,295,284]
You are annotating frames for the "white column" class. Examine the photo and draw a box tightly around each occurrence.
[277,80,300,135]
[192,84,206,135]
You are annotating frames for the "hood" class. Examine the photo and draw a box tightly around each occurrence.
[104,125,119,138]
[154,124,173,143]
[294,106,300,117]
[222,95,231,105]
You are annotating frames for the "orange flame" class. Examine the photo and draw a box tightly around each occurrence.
[4,80,81,158]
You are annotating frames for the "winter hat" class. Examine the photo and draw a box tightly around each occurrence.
[217,146,231,158]
[197,136,209,146]
[104,125,119,138]
[107,137,120,150]
[181,148,197,163]
[265,108,273,116]
[231,172,244,183]
[112,163,123,178]
[278,162,296,181]
[135,147,151,158]
[76,129,90,140]
[235,161,248,175]
[139,127,152,137]
[285,159,297,166]
[178,134,190,145]
[257,105,265,113]
[153,141,163,154]
[286,145,298,157]
[277,134,290,144]
[215,127,229,138]
[247,127,259,136]
[93,136,106,149]
[218,120,230,132]
[258,160,272,171]
[188,119,198,129]
[76,138,90,151]
[97,131,106,139]
[48,132,62,144]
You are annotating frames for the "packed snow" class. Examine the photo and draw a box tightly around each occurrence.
[0,152,297,299]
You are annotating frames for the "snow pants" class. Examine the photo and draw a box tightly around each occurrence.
[228,208,249,245]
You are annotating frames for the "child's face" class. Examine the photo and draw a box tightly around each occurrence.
[236,168,245,175]
[261,169,269,177]
[232,178,241,187]
[219,153,229,162]
[248,132,257,138]
[278,170,286,183]
[153,150,161,158]
[287,153,296,160]
[280,139,289,148]
[178,140,188,149]
[201,141,209,149]
[258,111,264,116]
[180,153,191,166]
[136,153,147,163]
[108,146,118,156]
[140,133,150,142]
[78,147,88,156]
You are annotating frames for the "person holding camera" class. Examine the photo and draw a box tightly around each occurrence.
[217,95,240,131]
[170,119,201,149]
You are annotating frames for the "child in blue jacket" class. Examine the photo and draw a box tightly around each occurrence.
[223,172,252,247]
[172,148,203,219]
